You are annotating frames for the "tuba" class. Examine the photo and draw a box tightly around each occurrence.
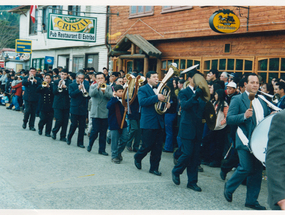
[154,65,180,115]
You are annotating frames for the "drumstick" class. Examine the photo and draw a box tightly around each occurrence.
[249,93,255,108]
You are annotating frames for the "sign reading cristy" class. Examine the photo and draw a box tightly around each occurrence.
[48,14,97,42]
[209,9,240,34]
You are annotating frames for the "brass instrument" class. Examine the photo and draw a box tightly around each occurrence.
[30,75,34,81]
[181,64,200,89]
[138,76,146,86]
[58,79,65,92]
[258,90,280,104]
[257,91,281,111]
[154,65,180,115]
[80,81,89,97]
[100,83,107,90]
[42,81,48,87]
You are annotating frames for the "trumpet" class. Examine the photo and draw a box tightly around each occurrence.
[42,81,48,87]
[258,90,280,104]
[58,79,65,92]
[81,81,89,97]
[100,83,107,90]
[30,75,34,81]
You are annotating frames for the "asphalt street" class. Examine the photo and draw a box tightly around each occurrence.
[0,106,269,211]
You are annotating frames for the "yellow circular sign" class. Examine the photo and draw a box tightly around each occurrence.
[209,10,240,34]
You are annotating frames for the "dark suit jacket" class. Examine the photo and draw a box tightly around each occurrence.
[138,84,164,129]
[178,87,205,141]
[266,109,285,210]
[69,80,90,116]
[107,97,127,130]
[52,79,71,110]
[22,76,42,101]
[36,84,54,112]
[226,92,271,151]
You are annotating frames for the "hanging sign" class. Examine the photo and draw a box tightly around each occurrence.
[209,9,240,34]
[48,14,97,42]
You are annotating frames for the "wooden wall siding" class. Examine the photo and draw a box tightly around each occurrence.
[150,34,285,59]
[109,6,285,44]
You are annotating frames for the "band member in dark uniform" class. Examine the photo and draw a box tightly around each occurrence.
[51,70,71,141]
[67,73,89,148]
[134,71,169,176]
[36,74,54,137]
[171,70,205,192]
[22,67,42,131]
[224,73,270,210]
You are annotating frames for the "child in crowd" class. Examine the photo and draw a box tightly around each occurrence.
[0,92,9,105]
[107,84,128,164]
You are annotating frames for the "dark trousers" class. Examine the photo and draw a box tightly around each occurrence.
[225,149,264,205]
[67,113,86,146]
[134,128,164,171]
[38,111,54,134]
[172,137,201,185]
[23,100,38,128]
[88,118,108,153]
[126,119,141,151]
[52,108,69,139]
[221,147,239,174]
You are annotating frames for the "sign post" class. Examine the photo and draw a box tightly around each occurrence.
[15,39,32,54]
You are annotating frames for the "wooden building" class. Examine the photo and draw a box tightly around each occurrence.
[108,6,285,83]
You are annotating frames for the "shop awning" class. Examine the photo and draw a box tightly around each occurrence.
[108,34,162,58]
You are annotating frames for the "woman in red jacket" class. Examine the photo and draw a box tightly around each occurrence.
[7,76,22,111]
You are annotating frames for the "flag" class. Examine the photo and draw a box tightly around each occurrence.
[30,5,37,23]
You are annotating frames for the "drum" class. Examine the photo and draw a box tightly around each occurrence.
[250,113,276,166]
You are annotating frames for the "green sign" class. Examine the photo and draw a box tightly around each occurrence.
[15,39,32,54]
[48,14,97,42]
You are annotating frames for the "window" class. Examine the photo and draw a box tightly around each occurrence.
[29,9,38,35]
[161,58,201,78]
[68,5,81,16]
[203,58,254,76]
[224,44,231,53]
[32,58,44,70]
[257,57,285,83]
[129,6,153,18]
[52,5,62,14]
[161,6,193,13]
[73,57,84,72]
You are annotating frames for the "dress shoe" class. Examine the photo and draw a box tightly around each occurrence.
[77,145,85,148]
[13,109,20,111]
[118,154,123,161]
[60,137,66,142]
[38,130,42,135]
[134,158,141,170]
[22,123,26,129]
[87,145,92,152]
[224,183,232,202]
[220,170,227,180]
[172,171,180,185]
[45,134,51,137]
[99,151,109,156]
[149,170,162,176]
[112,158,120,164]
[51,133,56,140]
[29,127,36,131]
[198,165,204,172]
[245,203,266,210]
[187,184,202,192]
[67,139,71,145]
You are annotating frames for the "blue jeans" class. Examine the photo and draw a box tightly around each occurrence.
[9,95,20,110]
[164,113,177,151]
[110,128,128,159]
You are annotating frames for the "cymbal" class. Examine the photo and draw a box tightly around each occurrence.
[193,73,210,102]
[203,101,217,131]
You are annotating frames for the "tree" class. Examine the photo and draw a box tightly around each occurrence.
[0,19,18,49]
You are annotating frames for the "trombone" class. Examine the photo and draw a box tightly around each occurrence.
[258,90,280,104]
[81,81,89,97]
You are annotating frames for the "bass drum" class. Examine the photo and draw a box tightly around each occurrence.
[250,114,276,166]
